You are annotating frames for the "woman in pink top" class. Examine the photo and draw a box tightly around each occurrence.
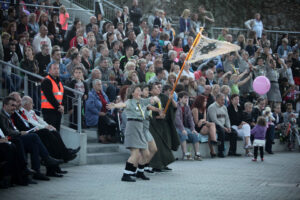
[59,5,69,36]
[173,37,183,59]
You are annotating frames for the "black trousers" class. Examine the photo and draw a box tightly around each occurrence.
[254,146,264,159]
[97,115,116,137]
[42,109,62,132]
[35,129,69,160]
[265,124,275,152]
[0,142,23,183]
[216,124,238,154]
[20,133,49,172]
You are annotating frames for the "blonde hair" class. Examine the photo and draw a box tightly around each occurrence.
[59,5,67,13]
[212,84,220,95]
[128,70,138,81]
[220,85,231,95]
[124,61,136,72]
[181,9,190,18]
[244,102,253,109]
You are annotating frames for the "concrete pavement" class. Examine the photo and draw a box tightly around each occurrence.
[1,152,300,200]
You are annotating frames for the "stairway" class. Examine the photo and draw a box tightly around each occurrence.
[85,128,130,165]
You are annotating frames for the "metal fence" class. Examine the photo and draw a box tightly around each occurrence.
[101,0,122,22]
[72,0,95,11]
[0,60,83,133]
[211,27,300,50]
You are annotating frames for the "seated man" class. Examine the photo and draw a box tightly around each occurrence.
[0,130,25,188]
[0,96,63,181]
[21,95,80,161]
[85,79,117,143]
[207,93,241,157]
[175,91,202,160]
[9,92,77,177]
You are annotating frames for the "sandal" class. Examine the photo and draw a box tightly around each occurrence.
[182,152,193,160]
[194,152,203,161]
[194,155,203,161]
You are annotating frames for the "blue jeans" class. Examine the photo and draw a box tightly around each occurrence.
[176,128,199,143]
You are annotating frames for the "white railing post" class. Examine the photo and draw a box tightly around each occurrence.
[77,94,82,133]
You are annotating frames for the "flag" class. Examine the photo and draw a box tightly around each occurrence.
[187,36,241,64]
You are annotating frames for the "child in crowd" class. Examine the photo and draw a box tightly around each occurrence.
[112,58,124,86]
[145,63,155,83]
[175,91,202,161]
[283,103,300,151]
[251,116,267,162]
[66,66,88,129]
[229,69,252,95]
[171,64,180,77]
[217,70,231,86]
[197,76,206,95]
[262,106,275,127]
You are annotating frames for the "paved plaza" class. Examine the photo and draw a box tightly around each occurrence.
[1,152,300,200]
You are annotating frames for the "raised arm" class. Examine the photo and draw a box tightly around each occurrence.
[106,102,127,110]
[237,73,252,87]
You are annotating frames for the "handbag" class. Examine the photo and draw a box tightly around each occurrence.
[103,114,117,126]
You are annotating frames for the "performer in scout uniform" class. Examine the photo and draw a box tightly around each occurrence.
[107,84,160,182]
[140,84,163,173]
[41,63,64,132]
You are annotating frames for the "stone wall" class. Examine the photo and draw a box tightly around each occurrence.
[114,0,300,31]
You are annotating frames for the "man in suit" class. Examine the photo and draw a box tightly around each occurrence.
[0,96,63,181]
[9,92,77,177]
[205,69,216,86]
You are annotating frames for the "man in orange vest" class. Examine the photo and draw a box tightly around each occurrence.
[41,63,64,132]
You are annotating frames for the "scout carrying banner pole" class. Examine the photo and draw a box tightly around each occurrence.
[163,28,204,114]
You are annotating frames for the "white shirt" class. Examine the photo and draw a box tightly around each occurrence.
[20,107,49,129]
[182,69,195,80]
[32,33,52,54]
[245,19,263,38]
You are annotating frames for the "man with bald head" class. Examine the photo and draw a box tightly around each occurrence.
[41,63,64,132]
[1,93,63,180]
[207,93,240,158]
[32,25,52,54]
[85,68,102,91]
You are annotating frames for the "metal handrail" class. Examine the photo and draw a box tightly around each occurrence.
[0,60,83,133]
[102,0,122,11]
[0,60,84,96]
[0,1,93,12]
[211,27,300,34]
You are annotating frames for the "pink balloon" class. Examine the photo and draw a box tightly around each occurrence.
[253,76,271,95]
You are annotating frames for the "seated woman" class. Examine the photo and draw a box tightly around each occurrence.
[228,94,252,156]
[85,79,117,143]
[191,95,218,158]
[175,92,202,160]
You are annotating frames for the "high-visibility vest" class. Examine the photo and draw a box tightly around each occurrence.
[41,75,64,109]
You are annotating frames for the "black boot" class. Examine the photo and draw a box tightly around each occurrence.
[121,174,136,182]
[121,162,136,182]
[136,164,150,180]
[136,171,150,180]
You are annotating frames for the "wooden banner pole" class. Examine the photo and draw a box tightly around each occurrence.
[163,27,204,114]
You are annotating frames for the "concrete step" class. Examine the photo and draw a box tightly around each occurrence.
[87,152,129,165]
[87,143,120,153]
[173,139,295,160]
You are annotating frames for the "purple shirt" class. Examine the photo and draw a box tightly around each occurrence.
[251,125,267,140]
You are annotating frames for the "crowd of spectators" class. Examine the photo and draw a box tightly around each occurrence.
[1,0,300,188]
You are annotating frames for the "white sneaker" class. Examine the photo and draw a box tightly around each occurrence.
[246,152,253,157]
